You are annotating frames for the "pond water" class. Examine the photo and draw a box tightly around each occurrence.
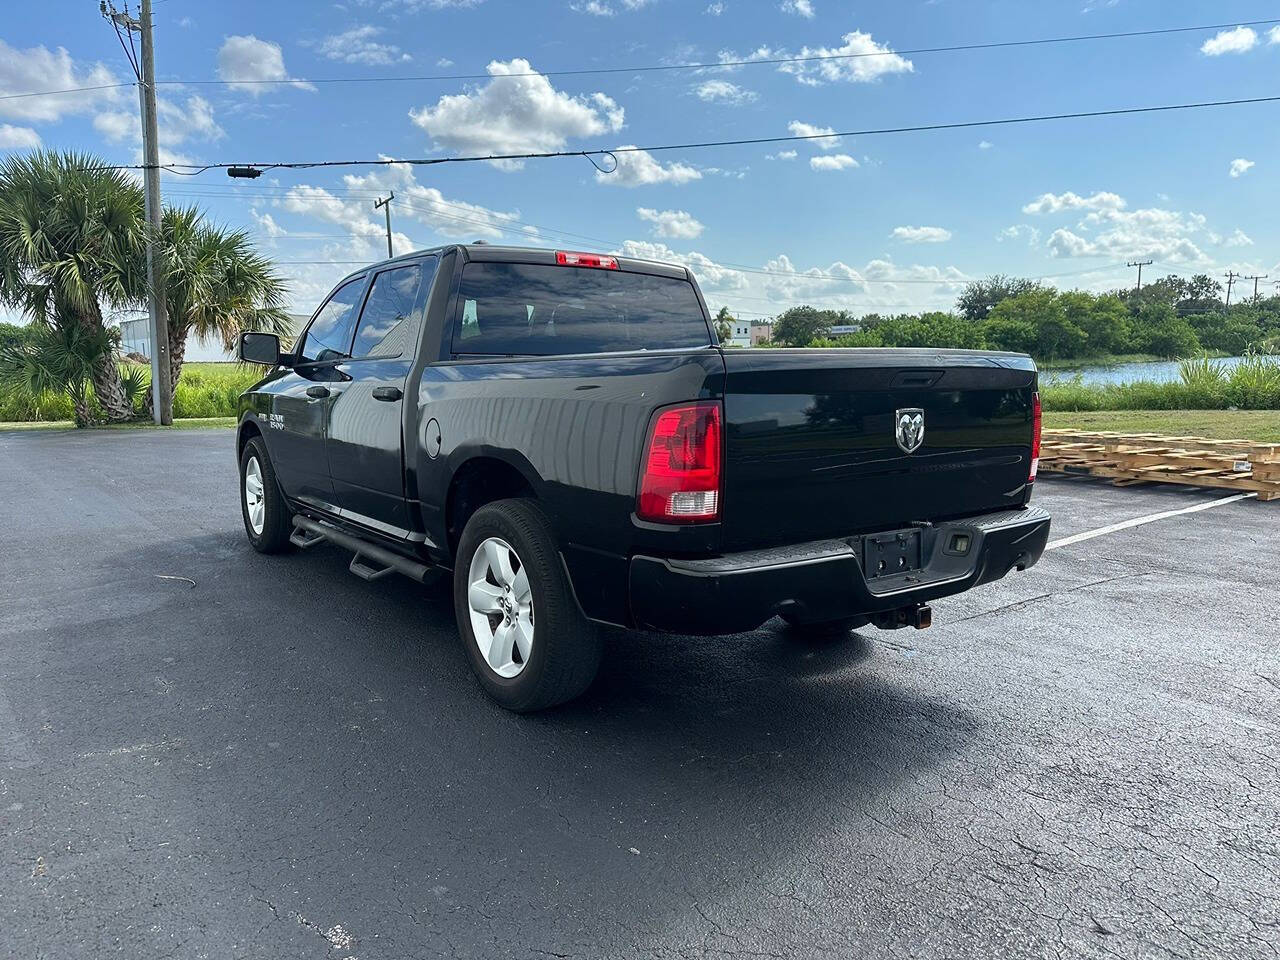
[1043,356,1250,386]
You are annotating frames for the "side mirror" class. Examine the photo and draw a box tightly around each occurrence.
[240,332,282,366]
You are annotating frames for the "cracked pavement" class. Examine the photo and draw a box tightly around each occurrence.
[1,428,1278,959]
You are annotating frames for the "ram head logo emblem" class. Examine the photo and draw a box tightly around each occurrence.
[895,408,925,454]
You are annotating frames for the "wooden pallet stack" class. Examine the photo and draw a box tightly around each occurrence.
[1040,429,1280,501]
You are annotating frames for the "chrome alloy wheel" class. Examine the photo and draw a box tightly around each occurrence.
[467,537,534,678]
[244,455,266,535]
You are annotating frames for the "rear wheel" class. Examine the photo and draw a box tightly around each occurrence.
[453,499,602,712]
[239,436,293,554]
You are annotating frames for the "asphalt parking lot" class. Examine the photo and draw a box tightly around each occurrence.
[2,428,1278,960]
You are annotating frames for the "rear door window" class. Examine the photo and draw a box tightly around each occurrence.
[351,264,426,359]
[451,262,711,357]
[298,277,366,364]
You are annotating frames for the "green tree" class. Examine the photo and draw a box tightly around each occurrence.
[1129,302,1200,357]
[772,305,832,346]
[0,323,145,427]
[0,151,147,421]
[984,289,1086,357]
[712,305,734,344]
[159,206,290,397]
[1191,310,1263,355]
[956,275,1042,322]
[1062,291,1129,356]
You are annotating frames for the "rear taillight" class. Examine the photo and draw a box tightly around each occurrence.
[555,250,619,270]
[637,402,722,523]
[1029,391,1042,483]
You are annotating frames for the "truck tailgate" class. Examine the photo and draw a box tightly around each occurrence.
[721,349,1037,552]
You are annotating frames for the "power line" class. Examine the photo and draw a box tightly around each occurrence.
[7,16,1278,102]
[105,93,1280,176]
[0,81,133,102]
[6,17,1280,102]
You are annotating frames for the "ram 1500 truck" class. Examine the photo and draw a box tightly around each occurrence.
[236,245,1050,711]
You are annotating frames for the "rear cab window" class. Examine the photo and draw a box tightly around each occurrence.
[451,261,711,357]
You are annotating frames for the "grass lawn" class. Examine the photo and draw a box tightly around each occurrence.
[0,417,235,432]
[1045,409,1280,443]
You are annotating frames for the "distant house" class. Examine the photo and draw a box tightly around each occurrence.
[116,313,310,362]
[749,322,772,346]
[727,319,752,348]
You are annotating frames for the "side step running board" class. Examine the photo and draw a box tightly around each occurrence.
[292,515,435,584]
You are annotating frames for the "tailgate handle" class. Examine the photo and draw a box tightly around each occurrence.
[891,370,944,388]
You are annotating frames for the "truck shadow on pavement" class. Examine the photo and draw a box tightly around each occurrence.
[67,531,983,958]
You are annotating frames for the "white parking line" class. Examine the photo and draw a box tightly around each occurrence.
[1045,492,1257,551]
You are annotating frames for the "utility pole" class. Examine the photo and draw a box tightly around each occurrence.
[102,0,172,424]
[374,193,395,258]
[1126,259,1153,292]
[1223,271,1238,309]
[1241,274,1268,304]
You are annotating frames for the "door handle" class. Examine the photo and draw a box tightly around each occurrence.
[372,386,403,402]
[306,385,330,399]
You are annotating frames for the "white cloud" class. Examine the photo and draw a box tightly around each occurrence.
[892,225,952,244]
[767,149,798,160]
[695,80,757,104]
[94,94,223,148]
[978,140,993,150]
[637,207,705,239]
[706,1,725,13]
[436,57,455,67]
[1201,26,1257,56]
[619,240,748,291]
[316,27,410,66]
[1022,190,1126,215]
[1229,158,1255,178]
[217,35,314,95]
[1270,26,1280,45]
[0,40,123,123]
[809,153,857,171]
[410,58,624,169]
[359,0,486,8]
[597,147,702,186]
[1221,229,1254,248]
[727,30,913,86]
[250,208,287,238]
[280,161,525,245]
[1046,204,1210,265]
[571,0,652,13]
[997,225,1041,247]
[787,120,841,150]
[0,123,40,149]
[781,0,815,17]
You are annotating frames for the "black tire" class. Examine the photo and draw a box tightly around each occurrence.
[779,610,870,639]
[453,498,602,712]
[239,436,293,554]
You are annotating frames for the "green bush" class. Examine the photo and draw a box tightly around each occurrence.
[1041,355,1280,411]
[0,360,260,422]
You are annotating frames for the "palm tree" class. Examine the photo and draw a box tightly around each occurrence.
[0,151,146,421]
[158,206,291,396]
[0,323,147,427]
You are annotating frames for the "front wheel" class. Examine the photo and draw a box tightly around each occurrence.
[453,499,602,712]
[239,436,293,554]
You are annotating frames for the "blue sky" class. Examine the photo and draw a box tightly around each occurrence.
[2,0,1279,322]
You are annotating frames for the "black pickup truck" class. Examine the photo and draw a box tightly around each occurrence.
[236,244,1050,711]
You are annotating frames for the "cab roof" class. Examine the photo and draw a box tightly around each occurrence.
[332,243,691,287]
